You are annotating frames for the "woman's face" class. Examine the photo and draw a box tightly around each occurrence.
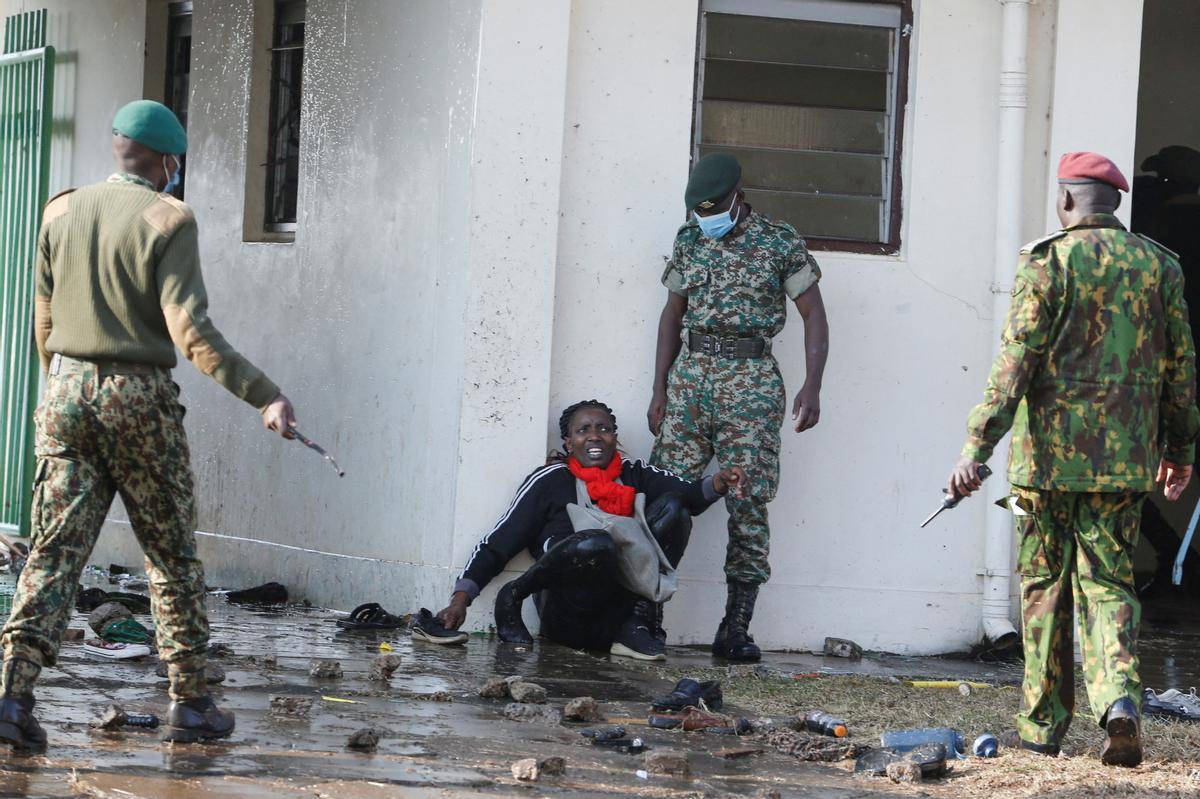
[564,407,618,468]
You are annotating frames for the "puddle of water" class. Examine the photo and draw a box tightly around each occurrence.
[1139,587,1200,690]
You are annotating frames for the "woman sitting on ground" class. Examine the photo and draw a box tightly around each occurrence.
[435,399,746,661]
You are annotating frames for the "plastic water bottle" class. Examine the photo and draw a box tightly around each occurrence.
[879,727,966,759]
[972,733,998,757]
[803,710,848,737]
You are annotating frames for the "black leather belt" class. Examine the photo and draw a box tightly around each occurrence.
[49,353,166,377]
[686,330,768,358]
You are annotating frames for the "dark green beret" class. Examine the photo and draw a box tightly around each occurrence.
[112,100,187,155]
[685,153,741,210]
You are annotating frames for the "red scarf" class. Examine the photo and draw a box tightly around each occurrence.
[567,454,635,517]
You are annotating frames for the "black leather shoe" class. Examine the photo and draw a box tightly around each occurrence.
[1100,697,1142,767]
[1019,738,1060,757]
[651,678,723,712]
[0,696,46,753]
[712,582,762,662]
[162,695,235,743]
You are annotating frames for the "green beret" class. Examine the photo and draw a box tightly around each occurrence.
[112,100,187,155]
[685,153,741,210]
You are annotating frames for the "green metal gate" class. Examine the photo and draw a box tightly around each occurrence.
[0,9,54,538]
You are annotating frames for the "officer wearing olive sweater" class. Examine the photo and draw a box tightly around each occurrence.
[0,101,296,751]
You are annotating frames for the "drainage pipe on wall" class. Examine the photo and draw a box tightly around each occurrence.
[980,0,1031,650]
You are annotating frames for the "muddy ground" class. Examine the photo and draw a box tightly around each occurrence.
[0,591,1195,799]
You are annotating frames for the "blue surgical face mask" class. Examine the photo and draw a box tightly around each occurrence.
[693,199,740,239]
[162,155,182,193]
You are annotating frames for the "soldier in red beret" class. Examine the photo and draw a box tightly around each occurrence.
[946,151,1200,766]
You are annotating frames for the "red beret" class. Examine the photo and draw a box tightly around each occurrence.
[1057,152,1129,192]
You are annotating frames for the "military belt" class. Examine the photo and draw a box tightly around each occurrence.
[49,353,166,377]
[686,330,768,359]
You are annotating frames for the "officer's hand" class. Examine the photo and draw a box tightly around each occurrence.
[647,391,667,436]
[263,392,297,439]
[792,384,821,432]
[713,466,749,499]
[436,592,471,630]
[1156,458,1193,501]
[948,456,985,499]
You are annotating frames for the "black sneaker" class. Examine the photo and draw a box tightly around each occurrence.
[0,696,46,753]
[411,608,468,645]
[162,695,235,743]
[610,617,665,661]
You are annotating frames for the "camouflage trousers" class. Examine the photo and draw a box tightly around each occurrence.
[1011,487,1144,746]
[0,361,210,701]
[650,351,785,585]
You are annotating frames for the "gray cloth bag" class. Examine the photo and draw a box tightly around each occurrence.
[565,478,677,603]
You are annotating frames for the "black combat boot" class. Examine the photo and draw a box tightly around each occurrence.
[495,530,615,645]
[0,696,46,753]
[610,599,666,661]
[162,695,235,743]
[1100,697,1142,767]
[712,582,762,662]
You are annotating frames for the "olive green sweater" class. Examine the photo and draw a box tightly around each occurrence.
[34,175,279,410]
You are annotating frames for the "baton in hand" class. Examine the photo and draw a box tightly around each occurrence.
[920,464,991,528]
[291,428,345,477]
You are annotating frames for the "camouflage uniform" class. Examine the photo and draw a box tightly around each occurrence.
[651,210,820,584]
[962,213,1200,745]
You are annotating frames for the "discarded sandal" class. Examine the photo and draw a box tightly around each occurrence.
[83,639,152,660]
[651,678,723,712]
[410,608,468,644]
[335,602,408,630]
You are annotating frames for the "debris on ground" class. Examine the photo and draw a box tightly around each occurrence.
[581,726,626,741]
[510,755,565,781]
[62,628,85,642]
[508,681,547,704]
[716,746,764,759]
[208,642,234,658]
[885,761,923,783]
[225,582,289,605]
[88,602,132,635]
[268,696,313,718]
[823,637,863,659]
[754,790,782,799]
[764,728,867,762]
[366,654,403,682]
[346,727,381,751]
[309,660,343,679]
[563,696,603,722]
[479,677,510,699]
[89,704,160,731]
[503,702,562,725]
[641,750,689,776]
[854,743,948,778]
[651,678,723,712]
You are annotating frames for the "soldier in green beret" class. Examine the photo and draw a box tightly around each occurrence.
[644,153,829,662]
[948,152,1200,766]
[0,100,298,750]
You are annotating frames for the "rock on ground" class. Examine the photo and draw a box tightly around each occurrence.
[367,654,403,681]
[641,751,689,776]
[511,758,539,781]
[563,696,603,722]
[886,762,923,783]
[89,705,125,731]
[269,696,314,718]
[503,702,562,725]
[309,660,343,679]
[347,727,381,752]
[822,636,863,659]
[479,677,510,699]
[508,681,547,704]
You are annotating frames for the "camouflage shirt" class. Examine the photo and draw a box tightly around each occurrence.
[963,213,1200,491]
[662,209,821,338]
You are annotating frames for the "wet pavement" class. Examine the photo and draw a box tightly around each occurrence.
[0,581,1193,798]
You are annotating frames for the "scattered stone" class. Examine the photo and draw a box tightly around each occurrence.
[641,750,689,776]
[503,675,524,686]
[886,762,923,783]
[346,727,381,752]
[88,602,132,636]
[755,790,782,799]
[765,728,868,762]
[716,746,764,759]
[998,728,1021,748]
[367,654,403,682]
[309,660,343,679]
[479,677,510,699]
[503,702,562,725]
[247,654,277,669]
[508,681,547,704]
[63,628,85,642]
[511,758,540,781]
[89,704,127,731]
[539,756,565,775]
[423,691,453,702]
[269,696,314,718]
[563,696,603,722]
[208,642,234,658]
[822,636,863,660]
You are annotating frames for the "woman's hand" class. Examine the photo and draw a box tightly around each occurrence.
[713,466,749,499]
[436,592,471,630]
